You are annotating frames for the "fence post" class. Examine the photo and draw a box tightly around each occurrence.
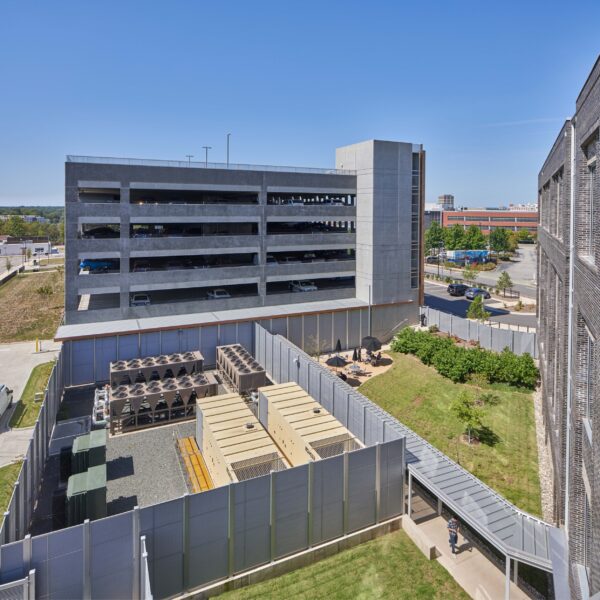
[13,482,20,541]
[342,451,349,535]
[3,511,10,543]
[23,534,32,572]
[140,536,148,600]
[27,569,35,600]
[269,471,276,561]
[83,519,91,600]
[132,506,140,600]
[307,461,313,549]
[182,494,189,592]
[375,443,381,524]
[228,484,235,576]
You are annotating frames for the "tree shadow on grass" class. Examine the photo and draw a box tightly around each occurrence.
[476,425,500,447]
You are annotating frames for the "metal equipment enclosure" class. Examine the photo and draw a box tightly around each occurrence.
[258,382,362,465]
[196,393,288,487]
[216,344,266,393]
[66,465,107,526]
[71,430,107,474]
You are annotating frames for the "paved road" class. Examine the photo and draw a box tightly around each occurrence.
[0,339,61,467]
[425,244,538,299]
[424,281,537,329]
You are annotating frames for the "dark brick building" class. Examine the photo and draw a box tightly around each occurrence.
[538,56,600,599]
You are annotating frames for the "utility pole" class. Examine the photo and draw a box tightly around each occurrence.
[202,146,212,167]
[226,133,231,168]
[185,154,194,166]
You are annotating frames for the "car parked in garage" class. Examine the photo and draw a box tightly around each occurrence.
[465,287,491,300]
[290,280,318,292]
[206,288,231,300]
[130,293,151,307]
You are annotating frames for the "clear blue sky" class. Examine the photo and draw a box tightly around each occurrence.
[1,1,599,207]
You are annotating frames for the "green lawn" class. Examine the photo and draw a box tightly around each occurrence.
[10,361,55,428]
[220,529,468,600]
[359,352,541,516]
[0,462,22,514]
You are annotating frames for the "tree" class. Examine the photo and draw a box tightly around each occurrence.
[4,257,12,272]
[466,295,491,322]
[26,248,32,262]
[496,271,513,296]
[444,224,465,250]
[488,228,510,254]
[450,390,485,444]
[424,221,444,254]
[463,225,487,250]
[462,264,478,285]
[4,216,26,237]
[507,231,519,253]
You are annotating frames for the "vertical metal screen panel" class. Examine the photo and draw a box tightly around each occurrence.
[320,375,334,412]
[273,466,309,559]
[348,309,361,350]
[160,330,179,354]
[94,336,118,382]
[331,384,348,427]
[271,318,287,337]
[0,540,25,584]
[347,394,365,439]
[187,487,229,589]
[359,308,369,341]
[478,325,492,350]
[70,340,94,385]
[140,332,161,358]
[117,334,139,360]
[279,341,289,383]
[258,391,268,429]
[347,446,377,533]
[302,315,318,356]
[219,323,237,347]
[45,526,85,599]
[200,326,218,367]
[307,363,321,399]
[237,322,254,355]
[288,317,302,349]
[180,328,200,352]
[298,354,309,390]
[233,476,271,573]
[317,313,333,353]
[311,455,344,544]
[364,407,383,446]
[265,334,273,380]
[90,512,134,599]
[140,498,184,600]
[333,311,347,351]
[379,439,405,520]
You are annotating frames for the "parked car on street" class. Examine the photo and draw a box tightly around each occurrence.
[290,280,318,292]
[426,255,439,264]
[447,283,469,296]
[0,384,13,418]
[465,287,491,300]
[130,293,151,307]
[206,288,231,299]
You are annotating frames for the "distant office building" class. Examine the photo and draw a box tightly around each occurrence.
[0,215,50,223]
[424,204,442,230]
[538,56,600,599]
[442,208,538,234]
[437,194,454,210]
[0,236,52,256]
[64,140,425,341]
[508,203,538,212]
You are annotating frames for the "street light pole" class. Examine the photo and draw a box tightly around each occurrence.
[202,146,212,167]
[226,133,231,168]
[185,154,194,166]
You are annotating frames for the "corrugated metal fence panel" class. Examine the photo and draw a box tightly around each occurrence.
[180,328,200,353]
[347,446,377,533]
[493,328,513,352]
[379,438,405,521]
[233,476,270,574]
[237,322,254,354]
[219,323,237,347]
[311,454,344,545]
[347,393,364,439]
[200,326,218,367]
[273,466,309,559]
[71,340,94,386]
[160,330,179,354]
[318,313,332,353]
[117,334,139,360]
[453,317,469,341]
[187,487,229,590]
[94,336,118,382]
[140,498,184,600]
[140,332,161,358]
[0,540,25,585]
[90,512,134,599]
[332,382,349,428]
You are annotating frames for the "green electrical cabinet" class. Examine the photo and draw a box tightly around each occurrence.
[66,465,107,526]
[71,430,107,475]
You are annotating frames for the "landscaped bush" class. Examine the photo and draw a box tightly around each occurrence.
[391,328,539,389]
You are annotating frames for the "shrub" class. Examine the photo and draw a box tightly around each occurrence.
[428,325,439,334]
[391,329,539,389]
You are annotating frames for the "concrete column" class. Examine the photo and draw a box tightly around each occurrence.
[119,186,131,314]
[407,472,413,518]
[437,498,442,516]
[512,559,518,584]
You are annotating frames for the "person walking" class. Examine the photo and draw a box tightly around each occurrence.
[447,516,460,556]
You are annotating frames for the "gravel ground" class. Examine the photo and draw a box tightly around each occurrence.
[532,386,555,522]
[106,420,195,514]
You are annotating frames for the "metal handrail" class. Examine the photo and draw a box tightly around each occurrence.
[66,155,356,176]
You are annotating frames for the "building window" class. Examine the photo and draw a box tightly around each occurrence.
[578,135,598,262]
[411,153,421,289]
[584,494,592,581]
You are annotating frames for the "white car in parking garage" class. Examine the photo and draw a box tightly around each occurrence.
[206,288,231,300]
[289,280,318,292]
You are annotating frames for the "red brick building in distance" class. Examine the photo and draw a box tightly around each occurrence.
[442,209,538,234]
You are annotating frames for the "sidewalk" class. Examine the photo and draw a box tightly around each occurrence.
[0,339,61,467]
[408,495,527,599]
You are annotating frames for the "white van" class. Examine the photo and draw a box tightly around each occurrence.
[0,384,13,417]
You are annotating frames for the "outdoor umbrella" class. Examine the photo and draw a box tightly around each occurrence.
[335,339,342,353]
[326,355,347,368]
[352,348,358,362]
[361,336,382,352]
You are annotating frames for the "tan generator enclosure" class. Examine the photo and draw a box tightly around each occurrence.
[258,382,362,465]
[196,393,288,487]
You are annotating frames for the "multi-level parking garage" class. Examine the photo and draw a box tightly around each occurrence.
[65,140,425,327]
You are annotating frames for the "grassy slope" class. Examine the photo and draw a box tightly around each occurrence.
[221,530,469,600]
[0,462,22,514]
[0,272,64,342]
[360,352,541,516]
[10,361,54,428]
